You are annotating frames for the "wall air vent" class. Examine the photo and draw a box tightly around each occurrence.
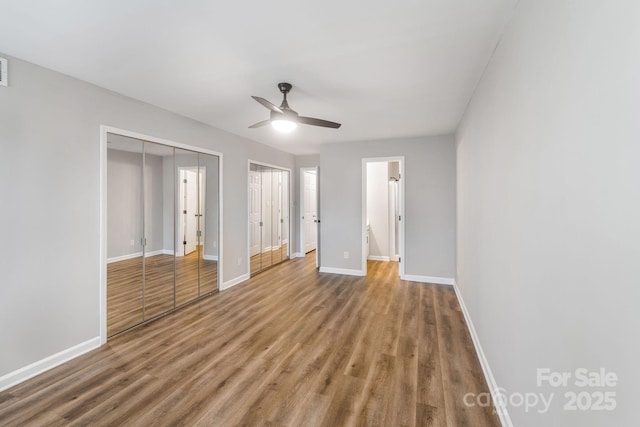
[0,57,7,87]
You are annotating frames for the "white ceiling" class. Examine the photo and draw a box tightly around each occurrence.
[0,0,516,155]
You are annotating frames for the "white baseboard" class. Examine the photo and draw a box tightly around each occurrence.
[454,284,512,427]
[203,254,218,261]
[221,273,250,290]
[319,267,365,276]
[400,274,455,285]
[292,252,305,258]
[367,255,390,261]
[107,252,142,263]
[107,249,173,263]
[0,337,101,392]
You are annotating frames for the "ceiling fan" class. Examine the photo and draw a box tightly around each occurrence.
[249,83,341,133]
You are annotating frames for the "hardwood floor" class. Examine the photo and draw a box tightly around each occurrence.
[107,246,218,337]
[1,254,499,426]
[250,243,288,275]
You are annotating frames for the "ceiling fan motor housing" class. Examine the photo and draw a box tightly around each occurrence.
[278,82,292,94]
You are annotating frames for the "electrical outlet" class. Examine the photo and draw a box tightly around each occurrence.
[237,257,242,266]
[212,241,217,248]
[344,251,349,259]
[130,239,135,246]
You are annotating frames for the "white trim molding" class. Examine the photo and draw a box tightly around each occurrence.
[221,273,250,290]
[0,337,101,392]
[400,274,455,286]
[292,252,305,258]
[319,266,365,276]
[367,255,390,262]
[203,254,218,261]
[454,284,513,427]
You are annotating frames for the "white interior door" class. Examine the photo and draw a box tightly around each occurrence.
[182,169,198,255]
[303,171,317,253]
[249,170,261,257]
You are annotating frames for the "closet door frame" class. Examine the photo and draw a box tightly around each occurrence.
[247,160,292,275]
[99,125,223,344]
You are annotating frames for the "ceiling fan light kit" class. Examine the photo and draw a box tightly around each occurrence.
[250,82,341,132]
[271,119,297,133]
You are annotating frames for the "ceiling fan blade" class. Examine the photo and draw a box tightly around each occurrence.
[251,96,283,114]
[248,120,271,128]
[298,116,342,129]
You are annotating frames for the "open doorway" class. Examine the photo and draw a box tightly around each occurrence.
[299,166,320,267]
[362,157,404,277]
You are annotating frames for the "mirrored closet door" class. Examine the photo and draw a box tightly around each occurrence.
[106,133,219,338]
[249,163,290,275]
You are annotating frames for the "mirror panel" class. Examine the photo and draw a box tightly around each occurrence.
[262,166,273,269]
[281,170,289,261]
[174,148,201,306]
[199,153,219,294]
[249,163,290,276]
[106,133,144,336]
[249,164,262,275]
[271,169,282,265]
[106,133,221,338]
[142,142,175,319]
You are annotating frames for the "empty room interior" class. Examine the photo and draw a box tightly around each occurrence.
[0,1,638,426]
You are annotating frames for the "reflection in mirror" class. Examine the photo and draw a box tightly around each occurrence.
[174,148,200,306]
[249,163,290,276]
[199,153,219,294]
[262,166,273,269]
[249,164,262,275]
[142,142,175,319]
[106,133,220,338]
[106,133,144,336]
[281,170,289,261]
[272,169,282,265]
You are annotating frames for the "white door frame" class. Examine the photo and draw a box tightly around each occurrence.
[99,125,223,345]
[361,156,405,277]
[299,166,319,267]
[247,160,292,272]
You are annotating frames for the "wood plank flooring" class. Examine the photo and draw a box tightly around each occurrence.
[1,254,499,426]
[250,243,288,275]
[107,246,217,337]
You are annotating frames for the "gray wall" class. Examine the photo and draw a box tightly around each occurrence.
[319,136,455,278]
[0,54,295,378]
[107,149,165,259]
[456,1,640,425]
[107,148,143,258]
